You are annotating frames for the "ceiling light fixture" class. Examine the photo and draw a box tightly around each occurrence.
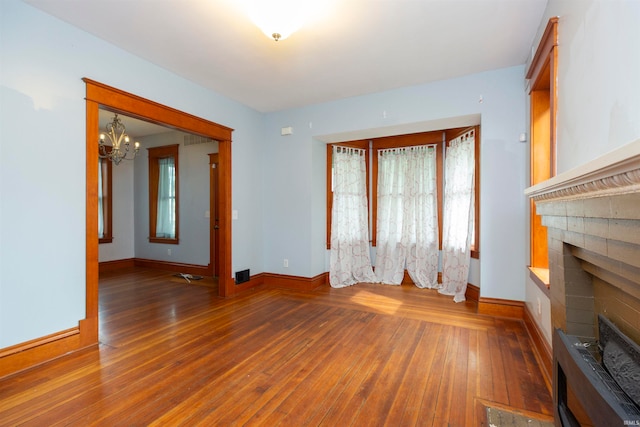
[243,0,336,42]
[99,113,140,165]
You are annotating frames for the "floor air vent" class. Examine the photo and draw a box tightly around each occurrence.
[235,269,250,284]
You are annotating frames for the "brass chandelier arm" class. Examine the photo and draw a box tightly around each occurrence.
[98,113,140,165]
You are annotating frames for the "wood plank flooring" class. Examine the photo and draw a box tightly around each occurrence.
[0,267,553,426]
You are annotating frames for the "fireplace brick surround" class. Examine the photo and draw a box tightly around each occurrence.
[526,139,640,345]
[526,139,640,426]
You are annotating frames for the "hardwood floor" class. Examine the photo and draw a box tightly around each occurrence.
[0,267,553,426]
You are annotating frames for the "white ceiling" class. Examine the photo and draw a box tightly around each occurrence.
[25,0,548,113]
[98,109,174,139]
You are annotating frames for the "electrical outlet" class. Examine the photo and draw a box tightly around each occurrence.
[168,248,172,256]
[283,259,288,268]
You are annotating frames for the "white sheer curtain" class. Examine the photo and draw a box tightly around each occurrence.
[98,158,105,239]
[156,156,176,238]
[440,132,475,302]
[375,145,439,288]
[329,146,376,288]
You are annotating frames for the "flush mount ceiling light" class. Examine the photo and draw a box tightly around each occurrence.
[99,113,140,165]
[242,0,337,42]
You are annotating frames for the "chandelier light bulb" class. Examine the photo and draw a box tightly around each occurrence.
[98,114,140,165]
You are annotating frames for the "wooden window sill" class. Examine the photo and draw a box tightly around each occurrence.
[528,266,550,298]
[149,237,179,245]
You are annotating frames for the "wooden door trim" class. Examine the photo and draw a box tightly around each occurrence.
[209,153,220,277]
[84,78,234,344]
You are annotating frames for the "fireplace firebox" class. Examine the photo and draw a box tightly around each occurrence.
[554,315,640,426]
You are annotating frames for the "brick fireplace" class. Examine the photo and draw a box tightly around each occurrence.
[526,139,640,344]
[526,139,640,426]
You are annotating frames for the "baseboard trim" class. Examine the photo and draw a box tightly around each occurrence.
[477,297,524,318]
[263,272,328,291]
[401,271,479,302]
[523,304,552,393]
[99,258,210,276]
[0,322,96,379]
[99,258,135,273]
[133,258,211,276]
[224,272,328,295]
[465,284,480,302]
[232,272,266,294]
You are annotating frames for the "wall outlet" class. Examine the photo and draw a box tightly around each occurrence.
[168,248,172,256]
[283,259,288,268]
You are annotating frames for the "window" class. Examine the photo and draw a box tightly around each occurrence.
[326,126,480,259]
[98,156,113,243]
[527,18,558,276]
[148,144,179,244]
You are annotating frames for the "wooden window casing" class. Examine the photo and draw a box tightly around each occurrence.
[98,155,113,244]
[527,17,558,272]
[148,144,180,244]
[326,126,480,259]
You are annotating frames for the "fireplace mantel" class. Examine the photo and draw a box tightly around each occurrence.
[526,138,640,202]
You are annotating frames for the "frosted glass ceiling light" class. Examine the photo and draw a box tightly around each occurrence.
[247,0,305,41]
[99,114,140,165]
[243,0,336,42]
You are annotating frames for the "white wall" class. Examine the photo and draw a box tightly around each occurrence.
[524,0,640,346]
[0,0,265,347]
[263,66,529,301]
[535,0,640,172]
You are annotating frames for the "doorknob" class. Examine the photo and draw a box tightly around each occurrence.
[214,225,220,229]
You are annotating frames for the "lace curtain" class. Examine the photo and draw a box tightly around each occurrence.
[156,156,176,238]
[375,145,439,288]
[440,133,475,302]
[329,146,376,288]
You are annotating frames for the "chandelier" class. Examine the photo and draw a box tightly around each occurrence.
[99,114,140,165]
